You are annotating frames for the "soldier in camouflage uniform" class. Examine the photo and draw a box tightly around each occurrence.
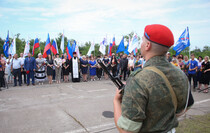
[114,24,194,133]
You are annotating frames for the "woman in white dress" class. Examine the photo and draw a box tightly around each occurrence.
[35,53,46,85]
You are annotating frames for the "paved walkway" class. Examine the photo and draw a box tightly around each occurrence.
[0,80,209,133]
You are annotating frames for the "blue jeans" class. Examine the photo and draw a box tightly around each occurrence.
[27,70,35,85]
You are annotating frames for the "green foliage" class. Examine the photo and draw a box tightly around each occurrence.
[0,32,209,58]
[169,46,210,59]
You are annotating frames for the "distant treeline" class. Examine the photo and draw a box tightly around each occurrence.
[0,32,209,58]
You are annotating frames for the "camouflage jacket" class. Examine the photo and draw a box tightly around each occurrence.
[117,56,189,133]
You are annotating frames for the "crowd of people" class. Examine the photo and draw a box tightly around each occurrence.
[166,52,210,93]
[0,51,209,92]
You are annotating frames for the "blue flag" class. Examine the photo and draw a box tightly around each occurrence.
[173,27,190,56]
[124,42,129,55]
[3,31,10,57]
[116,37,125,53]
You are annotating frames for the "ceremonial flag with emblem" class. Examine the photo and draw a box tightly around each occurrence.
[52,39,59,55]
[3,31,10,57]
[128,33,138,53]
[87,41,95,56]
[173,27,190,56]
[43,33,51,58]
[23,40,30,57]
[74,41,81,58]
[116,37,125,53]
[66,40,73,60]
[71,40,76,52]
[32,38,40,56]
[9,36,16,56]
[99,38,106,55]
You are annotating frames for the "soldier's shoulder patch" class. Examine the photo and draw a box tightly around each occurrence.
[130,69,142,77]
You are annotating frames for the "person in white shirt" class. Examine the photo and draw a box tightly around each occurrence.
[11,54,22,86]
[6,54,13,83]
[19,53,26,84]
[128,55,135,77]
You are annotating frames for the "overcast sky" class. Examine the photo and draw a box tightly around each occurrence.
[0,0,209,50]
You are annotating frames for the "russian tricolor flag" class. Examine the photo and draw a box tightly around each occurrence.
[108,37,115,56]
[43,33,51,58]
[52,39,59,55]
[66,40,73,60]
[32,38,40,56]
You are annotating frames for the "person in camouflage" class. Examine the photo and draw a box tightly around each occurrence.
[114,24,194,133]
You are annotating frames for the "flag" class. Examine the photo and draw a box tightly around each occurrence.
[173,27,190,56]
[23,40,30,57]
[112,36,116,46]
[116,37,125,53]
[74,41,81,58]
[133,48,138,56]
[128,33,139,53]
[32,38,40,56]
[87,41,95,56]
[60,32,64,53]
[71,40,76,52]
[99,38,106,55]
[9,36,16,56]
[66,40,73,59]
[108,37,115,56]
[43,33,51,58]
[124,36,130,55]
[3,31,9,57]
[108,42,113,56]
[52,39,59,55]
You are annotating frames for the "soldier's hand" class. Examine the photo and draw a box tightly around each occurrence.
[114,88,123,103]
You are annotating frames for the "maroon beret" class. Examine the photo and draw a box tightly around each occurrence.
[73,52,77,55]
[144,24,174,47]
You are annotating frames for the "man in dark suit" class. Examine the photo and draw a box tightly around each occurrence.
[24,53,36,86]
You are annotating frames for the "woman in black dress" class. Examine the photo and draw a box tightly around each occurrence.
[62,54,70,82]
[200,56,210,93]
[46,54,54,84]
[110,54,118,77]
[81,56,88,82]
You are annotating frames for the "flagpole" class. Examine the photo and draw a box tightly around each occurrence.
[94,40,95,57]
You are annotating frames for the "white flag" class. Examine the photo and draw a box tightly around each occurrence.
[24,40,30,57]
[87,41,95,56]
[75,44,80,58]
[9,36,16,56]
[128,33,139,53]
[99,38,106,55]
[60,32,64,53]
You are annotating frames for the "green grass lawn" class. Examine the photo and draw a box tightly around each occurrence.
[176,113,210,133]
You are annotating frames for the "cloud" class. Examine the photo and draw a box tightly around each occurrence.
[179,20,210,24]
